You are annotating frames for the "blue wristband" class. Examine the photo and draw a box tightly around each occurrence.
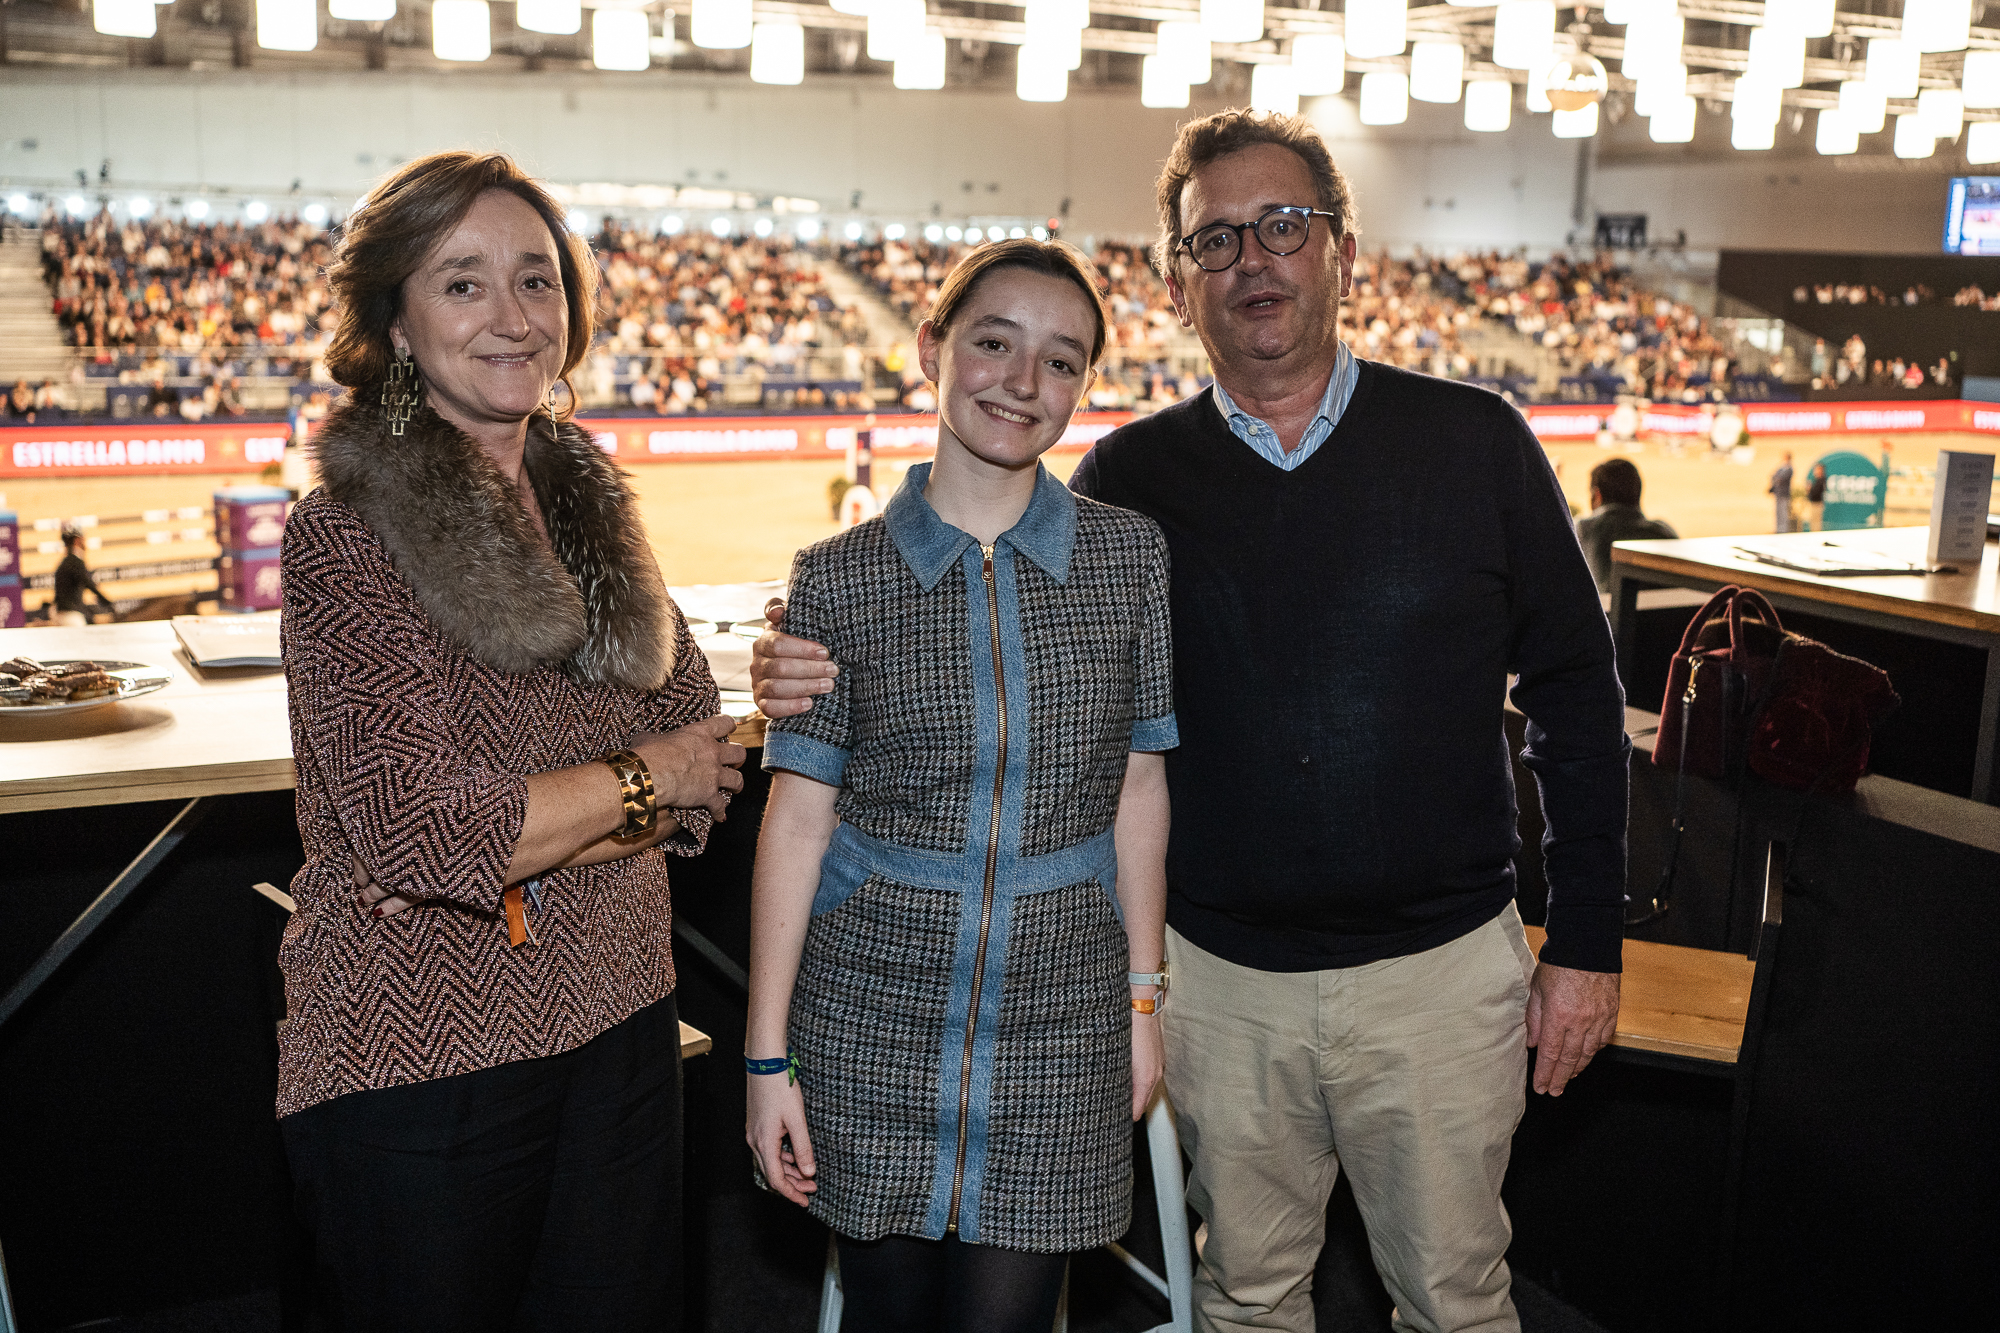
[746,1051,803,1086]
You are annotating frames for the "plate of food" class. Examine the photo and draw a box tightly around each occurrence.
[0,657,174,716]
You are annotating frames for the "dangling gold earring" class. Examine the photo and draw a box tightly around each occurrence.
[383,345,422,436]
[547,383,559,431]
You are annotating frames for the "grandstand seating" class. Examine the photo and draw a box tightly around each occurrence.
[27,207,1958,428]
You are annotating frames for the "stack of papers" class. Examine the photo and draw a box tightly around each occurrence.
[172,613,283,667]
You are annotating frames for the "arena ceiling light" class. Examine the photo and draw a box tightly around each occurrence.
[1551,102,1598,137]
[186,198,210,218]
[1491,1,1553,72]
[1620,9,1682,82]
[693,0,752,50]
[866,0,923,63]
[1814,108,1858,154]
[329,0,393,19]
[1648,94,1697,142]
[798,217,823,239]
[1633,63,1686,118]
[1357,69,1409,124]
[517,0,580,36]
[127,196,153,216]
[1290,33,1344,96]
[1838,78,1887,133]
[593,9,649,69]
[1016,42,1069,101]
[1156,21,1212,85]
[1904,0,1971,54]
[1764,0,1833,39]
[1731,76,1781,126]
[6,194,32,215]
[256,0,316,51]
[1966,52,2000,109]
[1967,120,2000,164]
[1730,115,1776,149]
[1409,42,1464,104]
[303,202,330,225]
[1525,62,1552,112]
[1199,0,1263,45]
[1915,88,1964,140]
[432,0,490,60]
[245,200,271,221]
[1251,62,1300,115]
[1746,25,1804,90]
[750,20,805,83]
[1463,79,1512,132]
[92,0,156,39]
[1343,0,1406,61]
[894,28,948,88]
[1864,38,1919,100]
[64,195,89,216]
[1892,111,1935,157]
[1140,53,1191,107]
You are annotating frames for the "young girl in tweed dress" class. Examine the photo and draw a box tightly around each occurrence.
[747,240,1177,1331]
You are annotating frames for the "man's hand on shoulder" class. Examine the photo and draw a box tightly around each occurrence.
[750,598,838,720]
[1525,962,1621,1096]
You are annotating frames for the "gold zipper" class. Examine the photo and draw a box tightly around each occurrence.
[948,542,1008,1234]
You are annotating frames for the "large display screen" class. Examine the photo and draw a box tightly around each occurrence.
[1944,177,2000,255]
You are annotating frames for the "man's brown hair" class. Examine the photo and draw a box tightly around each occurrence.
[1154,109,1358,278]
[323,151,598,412]
[926,237,1112,366]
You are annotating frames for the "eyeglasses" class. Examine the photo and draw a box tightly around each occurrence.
[1177,206,1340,273]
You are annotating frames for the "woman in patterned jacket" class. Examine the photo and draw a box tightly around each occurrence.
[278,151,745,1330]
[747,240,1178,1331]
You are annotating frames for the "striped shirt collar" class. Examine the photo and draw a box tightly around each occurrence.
[1209,340,1358,472]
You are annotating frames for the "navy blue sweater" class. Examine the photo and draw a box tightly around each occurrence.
[1070,361,1628,973]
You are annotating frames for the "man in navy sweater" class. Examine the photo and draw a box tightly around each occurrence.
[755,110,1626,1333]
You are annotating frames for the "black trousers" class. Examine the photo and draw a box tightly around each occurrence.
[281,994,684,1333]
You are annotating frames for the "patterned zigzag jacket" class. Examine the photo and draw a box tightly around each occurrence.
[275,398,718,1119]
[765,463,1177,1253]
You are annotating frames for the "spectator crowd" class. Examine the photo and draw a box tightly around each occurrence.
[19,205,1983,425]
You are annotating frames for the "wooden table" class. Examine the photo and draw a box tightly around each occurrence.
[1609,527,2000,803]
[1524,925,1754,1066]
[0,622,295,815]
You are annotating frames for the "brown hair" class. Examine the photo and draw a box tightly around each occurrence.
[323,151,597,412]
[926,238,1112,366]
[1589,457,1643,507]
[1154,109,1358,278]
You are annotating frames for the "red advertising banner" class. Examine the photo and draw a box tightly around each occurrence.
[0,421,291,478]
[1523,399,2000,441]
[0,412,1138,477]
[5,402,1986,477]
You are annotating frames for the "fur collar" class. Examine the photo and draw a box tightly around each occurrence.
[311,396,676,690]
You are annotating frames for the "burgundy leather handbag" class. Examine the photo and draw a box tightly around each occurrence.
[1653,585,1898,795]
[1636,585,1899,926]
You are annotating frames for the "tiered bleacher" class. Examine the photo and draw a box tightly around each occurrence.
[587,224,875,414]
[27,206,1930,426]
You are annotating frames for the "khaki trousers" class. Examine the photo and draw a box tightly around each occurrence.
[1161,906,1538,1333]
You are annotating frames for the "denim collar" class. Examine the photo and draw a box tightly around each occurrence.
[885,461,1078,591]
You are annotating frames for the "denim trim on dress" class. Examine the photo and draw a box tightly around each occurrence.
[1130,712,1180,753]
[762,731,851,787]
[883,461,1080,591]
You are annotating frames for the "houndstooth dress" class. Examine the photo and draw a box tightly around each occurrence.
[763,461,1177,1253]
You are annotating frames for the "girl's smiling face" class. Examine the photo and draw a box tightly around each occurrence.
[919,266,1100,476]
